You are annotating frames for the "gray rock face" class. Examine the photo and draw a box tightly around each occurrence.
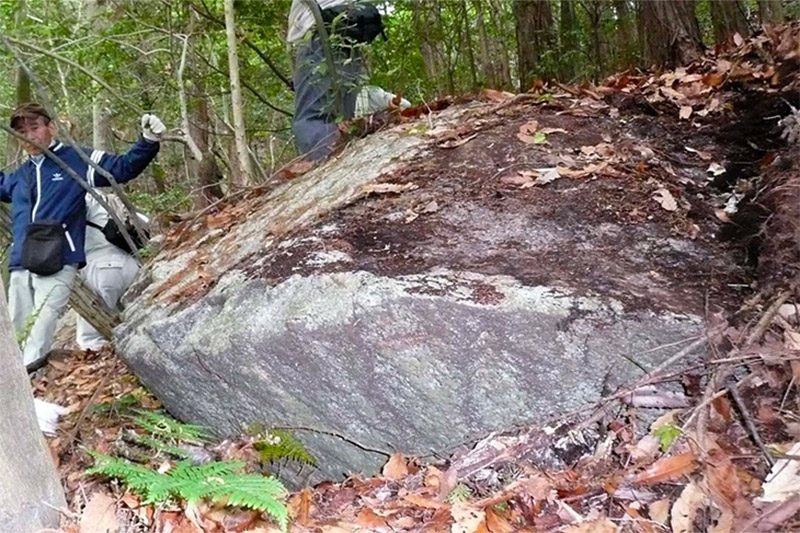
[120,269,699,480]
[117,102,732,482]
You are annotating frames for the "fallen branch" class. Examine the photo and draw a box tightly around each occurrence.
[727,383,776,467]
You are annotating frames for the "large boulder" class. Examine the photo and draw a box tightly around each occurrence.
[118,98,739,482]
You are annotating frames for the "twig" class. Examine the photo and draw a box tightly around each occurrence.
[744,288,793,346]
[40,502,80,520]
[727,383,776,467]
[64,367,115,452]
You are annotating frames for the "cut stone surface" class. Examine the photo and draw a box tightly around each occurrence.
[117,98,741,482]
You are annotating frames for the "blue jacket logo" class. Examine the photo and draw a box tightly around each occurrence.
[52,172,63,181]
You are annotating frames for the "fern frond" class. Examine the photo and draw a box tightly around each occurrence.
[133,434,192,459]
[255,429,316,466]
[131,410,211,444]
[206,474,288,528]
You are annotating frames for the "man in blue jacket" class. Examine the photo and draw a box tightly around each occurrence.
[1,102,165,370]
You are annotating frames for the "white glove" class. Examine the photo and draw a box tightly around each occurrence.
[34,399,68,436]
[141,113,166,142]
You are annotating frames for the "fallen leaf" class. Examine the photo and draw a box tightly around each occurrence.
[355,508,389,529]
[500,174,533,187]
[685,146,713,160]
[653,188,678,211]
[277,159,314,180]
[424,465,445,490]
[451,502,486,533]
[759,442,800,503]
[679,106,693,120]
[633,451,697,485]
[533,167,561,186]
[517,120,539,143]
[483,89,515,102]
[361,182,418,195]
[439,132,479,149]
[402,494,449,510]
[733,32,744,47]
[561,517,617,532]
[79,492,119,533]
[484,506,514,533]
[784,330,800,351]
[671,482,708,533]
[707,162,727,176]
[288,487,312,525]
[540,127,567,134]
[421,200,441,213]
[382,452,409,480]
[648,499,671,526]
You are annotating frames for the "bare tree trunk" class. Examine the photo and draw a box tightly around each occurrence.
[559,0,579,81]
[639,0,704,67]
[583,0,606,81]
[223,0,252,189]
[514,0,555,91]
[758,0,784,25]
[613,0,636,70]
[710,0,750,45]
[415,3,449,95]
[488,0,511,88]
[92,91,112,151]
[0,277,66,531]
[459,0,479,90]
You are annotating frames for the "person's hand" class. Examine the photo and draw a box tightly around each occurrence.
[141,113,166,142]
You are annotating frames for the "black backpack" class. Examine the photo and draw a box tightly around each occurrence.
[321,2,387,44]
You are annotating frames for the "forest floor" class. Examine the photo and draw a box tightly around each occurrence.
[33,23,800,533]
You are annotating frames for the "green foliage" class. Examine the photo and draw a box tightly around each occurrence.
[447,483,473,503]
[91,392,141,416]
[653,424,683,452]
[87,455,288,529]
[130,409,211,445]
[254,429,317,467]
[87,410,289,530]
[129,187,193,218]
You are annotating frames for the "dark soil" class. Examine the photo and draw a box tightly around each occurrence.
[246,94,758,315]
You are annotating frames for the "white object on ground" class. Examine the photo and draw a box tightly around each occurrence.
[34,399,68,436]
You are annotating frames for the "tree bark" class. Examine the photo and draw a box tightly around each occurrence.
[223,0,252,189]
[710,0,750,46]
[758,0,783,25]
[486,0,513,89]
[514,0,555,91]
[613,0,636,70]
[639,0,704,67]
[459,0,479,91]
[559,0,579,81]
[414,3,449,95]
[0,276,66,531]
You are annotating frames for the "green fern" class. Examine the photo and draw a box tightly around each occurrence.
[255,429,317,466]
[131,409,211,445]
[133,434,192,459]
[88,454,288,530]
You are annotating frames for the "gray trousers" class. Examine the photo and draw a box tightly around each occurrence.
[76,250,139,350]
[292,34,364,161]
[9,266,77,366]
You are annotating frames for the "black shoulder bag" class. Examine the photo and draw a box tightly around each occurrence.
[22,204,83,276]
[87,216,148,254]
